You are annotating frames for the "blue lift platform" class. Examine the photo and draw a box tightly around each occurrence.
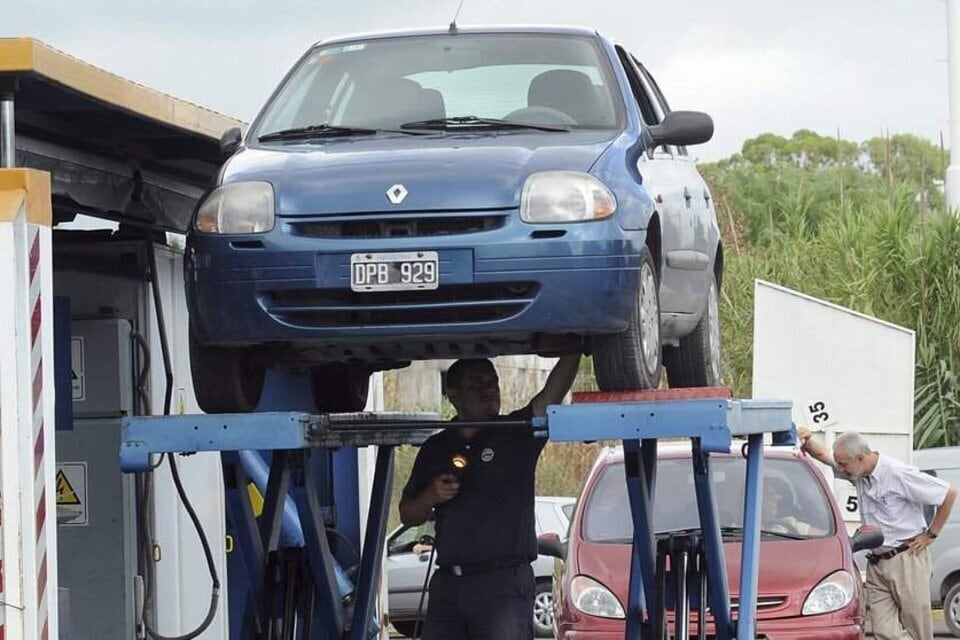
[120,371,794,640]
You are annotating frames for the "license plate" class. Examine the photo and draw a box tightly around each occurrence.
[350,251,439,292]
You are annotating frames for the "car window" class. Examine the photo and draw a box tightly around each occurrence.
[582,458,836,542]
[388,520,436,555]
[562,503,575,522]
[536,501,566,535]
[632,57,689,157]
[253,33,624,137]
[614,46,659,126]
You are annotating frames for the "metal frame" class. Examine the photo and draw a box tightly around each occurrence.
[121,389,793,640]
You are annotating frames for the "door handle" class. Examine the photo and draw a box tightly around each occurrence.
[683,186,693,208]
[703,188,711,204]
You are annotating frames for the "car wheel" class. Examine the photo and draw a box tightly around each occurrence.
[946,582,960,637]
[593,248,661,391]
[311,363,371,412]
[663,272,722,388]
[533,580,555,638]
[391,620,422,638]
[189,332,264,413]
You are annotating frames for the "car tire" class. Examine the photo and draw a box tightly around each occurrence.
[533,580,555,638]
[189,332,264,413]
[311,363,371,412]
[391,620,422,639]
[946,582,960,637]
[663,272,722,388]
[593,248,661,391]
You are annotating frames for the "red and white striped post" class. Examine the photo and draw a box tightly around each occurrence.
[0,168,58,640]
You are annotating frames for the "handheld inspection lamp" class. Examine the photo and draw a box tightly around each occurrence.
[450,453,469,477]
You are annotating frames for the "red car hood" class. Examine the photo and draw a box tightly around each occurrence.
[576,536,847,620]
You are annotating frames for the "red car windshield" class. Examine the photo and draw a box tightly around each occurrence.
[583,457,836,542]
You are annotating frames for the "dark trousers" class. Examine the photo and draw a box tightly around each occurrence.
[421,564,535,640]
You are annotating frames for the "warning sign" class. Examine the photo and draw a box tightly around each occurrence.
[70,337,85,402]
[56,462,87,526]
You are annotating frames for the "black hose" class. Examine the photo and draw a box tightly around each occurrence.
[412,541,437,640]
[140,238,220,640]
[145,241,173,416]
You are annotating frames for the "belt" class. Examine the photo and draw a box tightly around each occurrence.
[439,558,527,577]
[867,544,910,565]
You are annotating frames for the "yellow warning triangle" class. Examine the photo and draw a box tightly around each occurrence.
[56,470,81,505]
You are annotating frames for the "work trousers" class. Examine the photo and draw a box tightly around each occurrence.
[421,564,535,640]
[866,548,933,640]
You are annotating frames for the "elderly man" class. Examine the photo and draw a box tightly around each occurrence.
[798,427,958,640]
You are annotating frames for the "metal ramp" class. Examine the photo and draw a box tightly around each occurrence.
[121,374,794,640]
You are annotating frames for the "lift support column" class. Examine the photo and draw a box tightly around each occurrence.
[0,168,58,640]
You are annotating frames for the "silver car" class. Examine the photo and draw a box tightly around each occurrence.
[914,446,960,637]
[386,496,575,638]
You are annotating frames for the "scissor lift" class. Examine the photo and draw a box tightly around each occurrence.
[121,372,794,640]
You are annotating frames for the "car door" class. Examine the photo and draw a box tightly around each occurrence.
[635,59,716,297]
[615,48,700,322]
[386,522,436,617]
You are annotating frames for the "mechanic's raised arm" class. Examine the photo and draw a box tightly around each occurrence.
[798,426,839,469]
[528,355,581,418]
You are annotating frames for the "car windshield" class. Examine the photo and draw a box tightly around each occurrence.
[253,33,623,139]
[583,457,836,542]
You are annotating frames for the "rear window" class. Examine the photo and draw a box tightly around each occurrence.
[583,457,836,542]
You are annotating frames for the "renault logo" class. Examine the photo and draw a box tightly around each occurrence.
[386,184,408,204]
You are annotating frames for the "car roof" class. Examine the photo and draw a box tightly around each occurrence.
[595,441,804,466]
[314,25,601,48]
[536,496,576,505]
[912,446,960,470]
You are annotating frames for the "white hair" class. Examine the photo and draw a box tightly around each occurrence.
[833,432,872,457]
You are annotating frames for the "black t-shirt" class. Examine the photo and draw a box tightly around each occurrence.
[401,407,545,567]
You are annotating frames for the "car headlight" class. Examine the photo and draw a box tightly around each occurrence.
[802,570,855,615]
[520,172,617,223]
[570,575,625,619]
[195,181,275,234]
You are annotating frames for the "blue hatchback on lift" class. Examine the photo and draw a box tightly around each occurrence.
[185,26,722,413]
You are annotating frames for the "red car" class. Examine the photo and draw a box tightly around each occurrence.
[552,445,877,639]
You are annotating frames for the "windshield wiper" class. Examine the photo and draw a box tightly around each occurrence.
[258,123,424,142]
[718,526,807,541]
[400,116,570,132]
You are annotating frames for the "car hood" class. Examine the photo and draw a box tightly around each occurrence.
[574,536,849,621]
[224,131,617,215]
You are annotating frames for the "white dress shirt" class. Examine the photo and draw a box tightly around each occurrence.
[852,453,949,548]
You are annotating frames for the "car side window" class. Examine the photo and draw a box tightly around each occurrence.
[632,56,689,157]
[614,46,659,126]
[615,47,678,155]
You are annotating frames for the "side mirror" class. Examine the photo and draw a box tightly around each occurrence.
[644,111,714,148]
[850,526,883,553]
[537,532,566,559]
[220,127,243,159]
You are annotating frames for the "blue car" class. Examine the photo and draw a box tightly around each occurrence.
[186,26,723,413]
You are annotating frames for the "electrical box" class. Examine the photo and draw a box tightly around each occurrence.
[70,318,135,419]
[57,317,137,639]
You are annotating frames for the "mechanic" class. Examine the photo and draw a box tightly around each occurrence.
[798,427,958,640]
[399,355,580,640]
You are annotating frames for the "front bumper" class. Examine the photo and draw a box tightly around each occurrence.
[186,212,644,360]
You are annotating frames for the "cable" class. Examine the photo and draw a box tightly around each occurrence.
[138,237,220,640]
[140,454,221,640]
[412,537,437,640]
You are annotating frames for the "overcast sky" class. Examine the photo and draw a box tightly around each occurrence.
[4,0,952,160]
